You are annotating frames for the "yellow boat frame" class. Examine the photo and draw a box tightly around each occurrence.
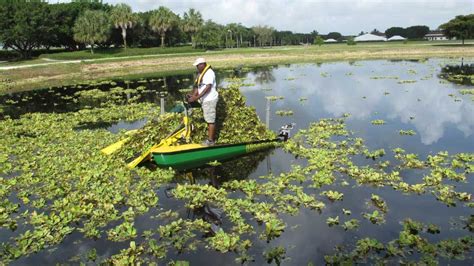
[101,104,195,169]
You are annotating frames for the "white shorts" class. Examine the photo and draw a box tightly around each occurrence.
[202,99,218,123]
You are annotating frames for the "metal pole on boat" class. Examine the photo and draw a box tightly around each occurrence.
[159,91,167,115]
[265,97,270,128]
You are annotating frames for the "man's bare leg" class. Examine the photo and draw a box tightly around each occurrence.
[208,123,216,141]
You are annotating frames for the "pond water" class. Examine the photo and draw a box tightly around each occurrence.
[1,58,473,264]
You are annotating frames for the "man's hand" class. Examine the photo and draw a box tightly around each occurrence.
[187,95,198,103]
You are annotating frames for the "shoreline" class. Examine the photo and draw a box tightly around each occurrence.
[1,43,473,94]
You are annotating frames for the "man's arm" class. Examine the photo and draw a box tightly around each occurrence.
[188,84,211,102]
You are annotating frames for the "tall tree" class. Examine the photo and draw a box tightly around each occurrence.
[225,23,242,48]
[385,27,406,38]
[440,14,474,45]
[73,10,110,54]
[195,20,224,49]
[327,32,342,41]
[110,3,135,50]
[149,7,179,48]
[0,1,51,58]
[48,1,109,50]
[314,36,324,46]
[252,25,274,47]
[182,8,204,48]
[405,25,430,39]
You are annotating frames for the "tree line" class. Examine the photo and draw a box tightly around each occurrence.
[0,1,472,59]
[0,0,317,58]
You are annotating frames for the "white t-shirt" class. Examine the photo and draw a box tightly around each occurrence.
[198,68,218,103]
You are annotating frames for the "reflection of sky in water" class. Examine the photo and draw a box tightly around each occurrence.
[234,59,474,150]
[219,58,474,264]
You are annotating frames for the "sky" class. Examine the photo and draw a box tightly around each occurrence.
[57,0,473,35]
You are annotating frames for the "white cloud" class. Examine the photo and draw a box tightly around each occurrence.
[54,0,474,34]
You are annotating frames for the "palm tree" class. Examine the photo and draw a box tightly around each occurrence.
[149,7,178,48]
[110,3,135,50]
[182,8,203,48]
[73,10,110,54]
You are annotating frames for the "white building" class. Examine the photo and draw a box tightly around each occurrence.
[424,31,448,41]
[387,35,406,41]
[324,38,337,43]
[354,33,386,42]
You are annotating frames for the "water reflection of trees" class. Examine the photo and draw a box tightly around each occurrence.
[253,67,276,84]
[439,63,474,86]
[177,150,272,234]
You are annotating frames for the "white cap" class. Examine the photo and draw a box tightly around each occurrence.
[193,57,206,66]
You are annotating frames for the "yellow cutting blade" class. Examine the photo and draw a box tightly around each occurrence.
[101,129,139,155]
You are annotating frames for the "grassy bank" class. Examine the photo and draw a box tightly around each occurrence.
[1,41,473,94]
[39,46,205,60]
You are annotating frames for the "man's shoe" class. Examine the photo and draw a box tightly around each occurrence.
[202,139,215,146]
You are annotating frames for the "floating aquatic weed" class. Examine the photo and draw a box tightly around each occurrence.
[321,190,344,201]
[397,80,417,84]
[261,218,286,242]
[208,229,240,252]
[320,72,330,78]
[275,109,294,116]
[207,160,222,166]
[459,89,474,95]
[263,246,286,265]
[363,210,385,224]
[399,129,416,136]
[326,216,340,227]
[363,148,385,160]
[107,221,138,242]
[299,97,308,102]
[370,76,399,80]
[241,83,256,87]
[284,77,296,81]
[421,74,433,80]
[86,248,97,262]
[324,238,384,264]
[427,224,441,234]
[370,194,388,213]
[342,219,360,231]
[371,120,386,125]
[266,95,284,102]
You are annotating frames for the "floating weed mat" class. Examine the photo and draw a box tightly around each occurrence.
[325,219,474,264]
[282,117,473,263]
[0,102,177,263]
[439,64,474,86]
[113,87,275,161]
[0,85,276,264]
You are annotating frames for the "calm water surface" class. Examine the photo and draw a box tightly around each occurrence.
[2,58,473,265]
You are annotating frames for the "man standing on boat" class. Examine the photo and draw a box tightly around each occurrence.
[187,58,218,146]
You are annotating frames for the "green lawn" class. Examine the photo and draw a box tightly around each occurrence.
[2,40,471,65]
[39,46,206,60]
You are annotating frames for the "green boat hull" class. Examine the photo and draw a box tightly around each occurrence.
[152,140,279,170]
